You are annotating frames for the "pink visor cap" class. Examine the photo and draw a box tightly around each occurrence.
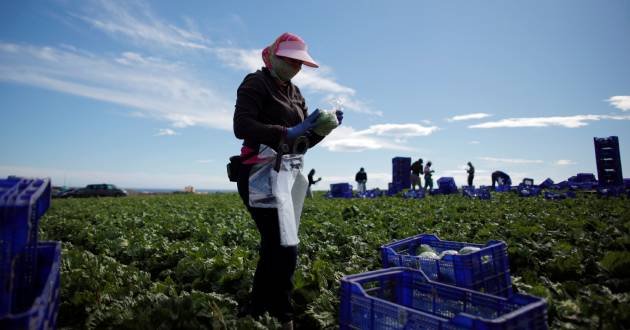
[275,39,319,68]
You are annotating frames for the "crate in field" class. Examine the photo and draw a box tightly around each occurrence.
[462,186,491,200]
[437,177,457,194]
[392,157,411,189]
[387,182,403,196]
[1,177,51,315]
[381,234,512,297]
[339,267,548,330]
[0,241,61,330]
[539,178,554,189]
[330,183,353,198]
[495,185,511,192]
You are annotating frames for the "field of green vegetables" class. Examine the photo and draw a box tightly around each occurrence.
[39,192,630,329]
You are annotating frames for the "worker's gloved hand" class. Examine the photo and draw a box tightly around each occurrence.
[335,110,344,125]
[286,109,321,140]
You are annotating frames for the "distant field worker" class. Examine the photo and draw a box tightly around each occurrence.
[233,32,342,329]
[466,162,475,187]
[491,170,512,188]
[423,161,435,192]
[355,167,367,193]
[410,158,423,190]
[306,168,321,198]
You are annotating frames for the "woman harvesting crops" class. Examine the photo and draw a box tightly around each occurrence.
[232,32,342,329]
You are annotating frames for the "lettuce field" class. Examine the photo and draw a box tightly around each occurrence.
[39,192,630,329]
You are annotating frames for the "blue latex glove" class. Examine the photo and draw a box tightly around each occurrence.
[286,109,321,140]
[335,110,344,125]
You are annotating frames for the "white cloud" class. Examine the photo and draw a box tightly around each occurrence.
[469,114,630,128]
[607,95,630,111]
[155,128,178,136]
[196,159,214,164]
[479,157,544,164]
[358,123,439,137]
[320,126,413,152]
[320,123,438,152]
[555,159,576,166]
[212,46,382,116]
[0,43,233,130]
[70,0,210,50]
[447,113,492,122]
[469,140,480,144]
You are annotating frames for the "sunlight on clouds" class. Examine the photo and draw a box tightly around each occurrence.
[555,159,576,166]
[469,114,630,128]
[212,46,380,116]
[320,124,436,152]
[0,43,233,130]
[447,113,491,122]
[359,123,439,137]
[71,0,210,50]
[607,95,630,111]
[155,128,178,136]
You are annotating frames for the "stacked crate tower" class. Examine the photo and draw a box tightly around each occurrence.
[390,157,411,194]
[594,136,623,187]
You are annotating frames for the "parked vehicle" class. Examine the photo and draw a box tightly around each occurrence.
[60,184,128,198]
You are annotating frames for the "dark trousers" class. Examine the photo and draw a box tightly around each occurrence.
[237,163,296,322]
[468,174,474,187]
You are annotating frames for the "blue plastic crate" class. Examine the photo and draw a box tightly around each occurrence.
[462,187,491,200]
[539,178,554,189]
[437,177,458,194]
[387,182,403,196]
[330,183,353,198]
[381,234,512,297]
[403,189,425,199]
[575,173,596,183]
[597,186,626,197]
[1,177,51,315]
[340,267,548,330]
[357,189,383,199]
[0,241,61,330]
[494,185,511,192]
[518,186,540,197]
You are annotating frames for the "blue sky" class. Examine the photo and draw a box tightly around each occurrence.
[1,0,629,190]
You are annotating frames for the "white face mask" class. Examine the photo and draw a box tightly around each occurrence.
[270,55,301,81]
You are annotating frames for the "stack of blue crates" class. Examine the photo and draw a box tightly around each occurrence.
[594,136,623,188]
[330,183,353,198]
[0,177,60,329]
[568,173,597,190]
[340,268,548,330]
[339,233,548,329]
[392,157,411,191]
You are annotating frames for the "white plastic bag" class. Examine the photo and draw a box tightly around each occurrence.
[272,154,308,246]
[248,145,277,208]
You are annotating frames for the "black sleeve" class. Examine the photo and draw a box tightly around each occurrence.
[233,74,286,147]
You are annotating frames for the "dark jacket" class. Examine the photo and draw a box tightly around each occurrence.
[411,161,423,175]
[355,171,367,182]
[233,67,323,152]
